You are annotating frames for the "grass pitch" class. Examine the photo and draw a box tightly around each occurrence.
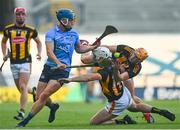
[0,100,179,129]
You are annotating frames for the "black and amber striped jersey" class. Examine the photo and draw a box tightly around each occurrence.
[3,24,38,64]
[97,67,124,102]
[113,45,142,78]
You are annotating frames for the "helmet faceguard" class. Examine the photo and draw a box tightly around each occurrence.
[56,8,75,31]
[92,47,113,67]
[129,48,148,64]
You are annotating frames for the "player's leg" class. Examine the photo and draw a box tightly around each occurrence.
[128,101,152,113]
[123,79,154,123]
[10,64,26,120]
[90,86,136,125]
[90,103,136,125]
[16,80,62,127]
[31,80,60,115]
[18,63,31,112]
[19,72,30,110]
[90,109,136,125]
[36,82,60,123]
[127,100,155,123]
[13,72,30,120]
[13,78,26,120]
[90,108,117,125]
[128,101,175,121]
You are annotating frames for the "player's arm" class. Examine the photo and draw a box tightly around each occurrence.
[33,37,42,60]
[113,66,141,103]
[79,39,94,64]
[75,40,100,53]
[46,42,66,69]
[113,67,130,81]
[123,79,135,97]
[81,52,94,64]
[113,61,130,81]
[1,27,9,61]
[32,29,42,60]
[58,73,102,84]
[77,41,100,64]
[45,30,66,69]
[1,36,9,61]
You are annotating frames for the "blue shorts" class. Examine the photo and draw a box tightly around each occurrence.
[39,64,70,83]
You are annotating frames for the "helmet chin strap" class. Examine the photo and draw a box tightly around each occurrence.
[60,21,72,31]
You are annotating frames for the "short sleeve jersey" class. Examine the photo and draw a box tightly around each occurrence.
[97,67,124,102]
[3,24,38,64]
[45,25,80,72]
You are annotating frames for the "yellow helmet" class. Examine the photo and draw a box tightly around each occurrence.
[135,48,148,62]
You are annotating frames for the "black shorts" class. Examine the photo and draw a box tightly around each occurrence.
[39,64,70,83]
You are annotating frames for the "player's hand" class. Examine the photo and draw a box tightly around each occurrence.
[57,63,67,69]
[57,78,71,84]
[91,38,101,49]
[80,39,89,46]
[36,54,41,61]
[114,60,121,69]
[3,55,9,61]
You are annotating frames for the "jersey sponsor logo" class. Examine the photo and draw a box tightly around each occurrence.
[57,45,70,53]
[12,36,26,44]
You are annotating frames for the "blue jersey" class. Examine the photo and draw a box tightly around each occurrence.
[45,25,80,72]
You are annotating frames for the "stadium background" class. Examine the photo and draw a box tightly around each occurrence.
[0,0,180,128]
[0,0,179,102]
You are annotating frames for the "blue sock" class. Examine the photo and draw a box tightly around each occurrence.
[22,112,34,124]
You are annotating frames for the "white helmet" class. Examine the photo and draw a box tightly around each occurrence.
[92,47,112,67]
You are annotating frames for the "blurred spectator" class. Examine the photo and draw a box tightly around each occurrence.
[76,67,88,102]
[76,67,106,103]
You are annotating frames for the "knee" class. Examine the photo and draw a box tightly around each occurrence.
[39,92,49,102]
[19,85,27,93]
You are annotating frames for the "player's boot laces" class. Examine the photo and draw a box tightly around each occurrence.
[14,111,25,120]
[123,115,137,124]
[160,110,175,121]
[32,87,36,102]
[48,103,60,123]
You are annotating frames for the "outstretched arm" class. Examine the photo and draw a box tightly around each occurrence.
[58,73,102,84]
[75,41,100,54]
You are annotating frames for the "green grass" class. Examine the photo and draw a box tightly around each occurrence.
[0,100,180,129]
